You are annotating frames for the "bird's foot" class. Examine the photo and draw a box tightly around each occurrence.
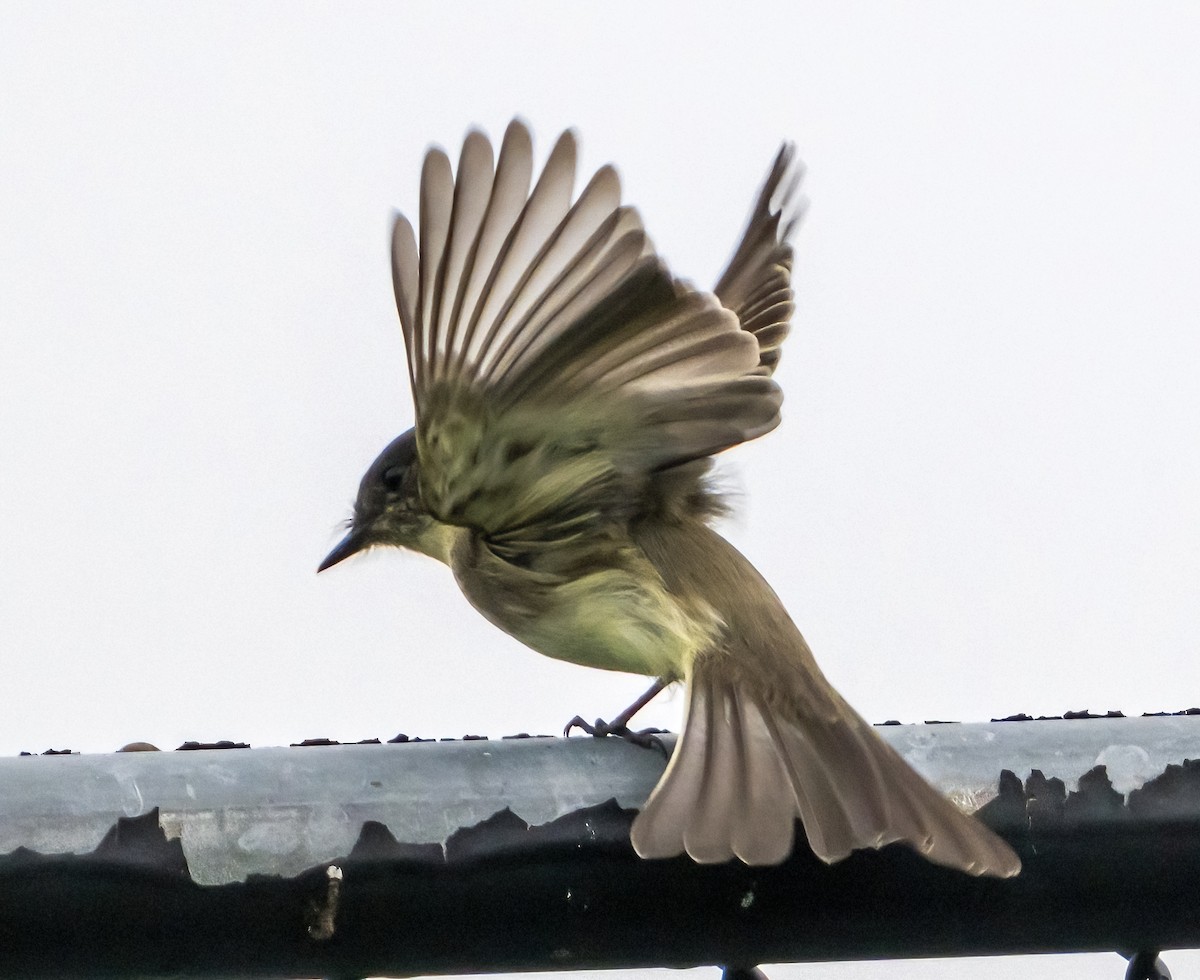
[563,716,669,756]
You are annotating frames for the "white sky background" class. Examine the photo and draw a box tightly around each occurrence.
[2,3,1199,978]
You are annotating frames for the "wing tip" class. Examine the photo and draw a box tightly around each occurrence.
[500,116,534,158]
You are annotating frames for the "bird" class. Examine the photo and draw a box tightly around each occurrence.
[319,119,1021,877]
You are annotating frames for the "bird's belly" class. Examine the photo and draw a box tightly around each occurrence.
[515,583,695,678]
[453,545,717,680]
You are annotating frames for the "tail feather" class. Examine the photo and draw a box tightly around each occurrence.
[762,703,889,859]
[681,683,743,862]
[728,695,797,864]
[630,663,1021,877]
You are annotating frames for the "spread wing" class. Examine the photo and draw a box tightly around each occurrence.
[714,143,805,376]
[391,120,796,546]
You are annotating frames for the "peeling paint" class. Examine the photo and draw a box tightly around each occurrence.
[2,717,1198,888]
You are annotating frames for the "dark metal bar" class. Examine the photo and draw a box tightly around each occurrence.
[0,715,1197,977]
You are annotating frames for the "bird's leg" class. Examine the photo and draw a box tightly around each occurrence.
[564,679,669,752]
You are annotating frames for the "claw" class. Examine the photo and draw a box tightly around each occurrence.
[622,727,670,757]
[563,715,669,757]
[563,715,598,737]
[562,680,671,753]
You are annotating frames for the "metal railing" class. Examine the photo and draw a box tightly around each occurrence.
[0,713,1197,978]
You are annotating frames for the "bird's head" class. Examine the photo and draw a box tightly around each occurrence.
[318,428,438,571]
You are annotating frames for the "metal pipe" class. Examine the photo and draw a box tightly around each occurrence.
[0,714,1197,977]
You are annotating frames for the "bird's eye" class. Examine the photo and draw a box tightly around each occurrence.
[381,466,405,493]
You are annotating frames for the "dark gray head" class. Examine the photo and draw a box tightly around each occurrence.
[318,428,425,571]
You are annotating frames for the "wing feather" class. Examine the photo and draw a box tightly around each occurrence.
[416,148,454,390]
[447,120,534,393]
[434,130,495,381]
[480,170,629,386]
[713,143,805,376]
[391,214,419,389]
[464,129,578,380]
[393,121,796,540]
[488,220,650,396]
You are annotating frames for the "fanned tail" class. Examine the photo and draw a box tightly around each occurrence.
[630,657,1021,877]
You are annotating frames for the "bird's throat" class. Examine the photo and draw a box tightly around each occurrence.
[409,519,464,565]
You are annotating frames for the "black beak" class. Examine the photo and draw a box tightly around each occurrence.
[318,527,369,572]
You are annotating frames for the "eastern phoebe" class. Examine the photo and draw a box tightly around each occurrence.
[320,121,1020,877]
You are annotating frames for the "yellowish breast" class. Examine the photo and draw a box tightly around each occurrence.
[450,533,721,681]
